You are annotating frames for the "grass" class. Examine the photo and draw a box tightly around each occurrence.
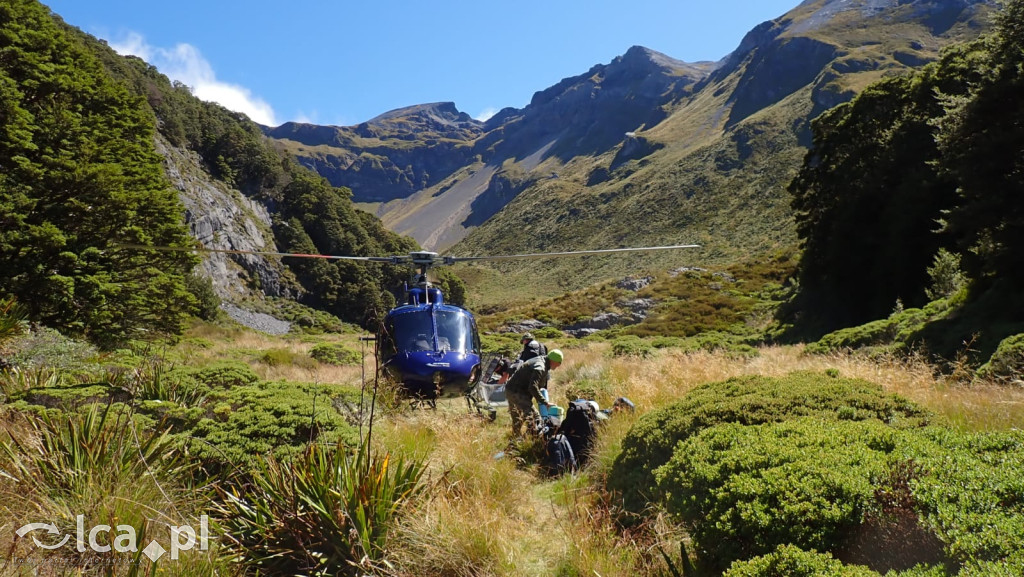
[2,321,1022,575]
[376,342,1024,575]
[0,404,233,575]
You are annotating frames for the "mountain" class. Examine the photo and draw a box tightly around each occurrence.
[265,0,997,303]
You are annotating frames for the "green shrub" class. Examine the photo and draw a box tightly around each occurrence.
[480,333,522,358]
[910,428,1024,568]
[656,418,909,572]
[805,318,899,355]
[723,545,880,576]
[976,333,1024,382]
[243,297,353,334]
[687,332,761,357]
[957,550,1024,576]
[4,326,97,371]
[186,272,221,320]
[534,326,563,339]
[183,380,360,468]
[183,336,214,349]
[650,336,686,349]
[186,361,260,388]
[608,372,931,514]
[309,343,362,366]
[11,381,130,410]
[261,347,317,369]
[806,300,955,356]
[610,335,654,357]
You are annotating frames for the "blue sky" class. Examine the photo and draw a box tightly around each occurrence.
[44,0,801,127]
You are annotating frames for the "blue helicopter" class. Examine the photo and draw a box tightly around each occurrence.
[361,247,702,401]
[121,244,698,401]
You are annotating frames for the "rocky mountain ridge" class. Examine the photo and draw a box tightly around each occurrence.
[265,0,997,301]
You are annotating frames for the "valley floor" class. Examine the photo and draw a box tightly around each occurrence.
[374,344,1024,576]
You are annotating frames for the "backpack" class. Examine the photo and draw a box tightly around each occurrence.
[559,400,598,467]
[543,433,576,476]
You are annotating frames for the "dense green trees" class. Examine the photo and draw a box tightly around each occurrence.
[78,12,462,328]
[1,0,452,346]
[273,172,416,324]
[788,0,1024,337]
[939,0,1024,290]
[0,0,197,346]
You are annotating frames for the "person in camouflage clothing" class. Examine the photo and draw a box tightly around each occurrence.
[504,349,563,439]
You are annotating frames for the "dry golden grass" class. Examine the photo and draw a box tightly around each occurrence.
[177,326,376,386]
[6,323,1020,576]
[372,342,1024,576]
[0,407,234,576]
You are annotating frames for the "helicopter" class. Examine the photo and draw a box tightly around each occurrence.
[120,243,698,400]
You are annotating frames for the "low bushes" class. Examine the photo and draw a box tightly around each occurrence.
[723,545,880,577]
[5,358,362,471]
[608,371,1024,574]
[657,418,914,573]
[176,361,260,389]
[804,299,954,357]
[608,372,930,514]
[611,335,654,358]
[180,380,361,467]
[480,333,523,358]
[976,333,1024,382]
[309,342,362,366]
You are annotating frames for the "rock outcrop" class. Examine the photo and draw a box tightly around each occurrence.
[156,136,295,301]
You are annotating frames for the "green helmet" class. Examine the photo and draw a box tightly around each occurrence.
[547,349,564,363]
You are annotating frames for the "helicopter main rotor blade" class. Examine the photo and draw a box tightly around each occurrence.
[446,244,700,264]
[113,243,403,263]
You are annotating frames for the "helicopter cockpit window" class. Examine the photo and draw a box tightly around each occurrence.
[387,311,436,354]
[435,310,475,353]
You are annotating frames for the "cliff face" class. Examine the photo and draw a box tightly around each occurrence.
[156,135,296,301]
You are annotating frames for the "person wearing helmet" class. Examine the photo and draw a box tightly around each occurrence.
[505,332,548,377]
[517,332,547,362]
[505,349,564,439]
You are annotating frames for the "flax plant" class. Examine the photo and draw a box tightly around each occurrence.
[216,440,426,576]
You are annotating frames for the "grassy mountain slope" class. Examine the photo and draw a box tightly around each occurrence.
[450,0,997,304]
[266,0,997,310]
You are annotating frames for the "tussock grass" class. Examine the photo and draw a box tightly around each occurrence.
[4,322,1020,575]
[0,405,232,575]
[374,342,1024,576]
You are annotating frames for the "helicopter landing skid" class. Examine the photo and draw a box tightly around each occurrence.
[408,397,437,410]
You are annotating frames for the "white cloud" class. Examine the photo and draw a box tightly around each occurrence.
[109,32,153,61]
[293,111,315,124]
[475,107,498,122]
[109,33,278,126]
